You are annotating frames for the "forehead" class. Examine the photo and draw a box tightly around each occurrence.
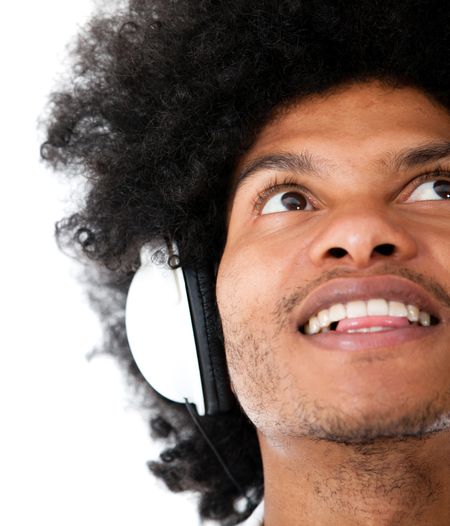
[235,82,450,176]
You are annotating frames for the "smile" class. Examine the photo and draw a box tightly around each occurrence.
[300,298,439,335]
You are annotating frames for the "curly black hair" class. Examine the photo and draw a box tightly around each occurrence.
[41,0,450,523]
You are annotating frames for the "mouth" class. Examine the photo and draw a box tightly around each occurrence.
[296,275,443,350]
[299,298,440,335]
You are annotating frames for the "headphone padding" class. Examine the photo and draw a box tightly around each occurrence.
[183,265,235,415]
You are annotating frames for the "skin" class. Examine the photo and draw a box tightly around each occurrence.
[216,81,450,525]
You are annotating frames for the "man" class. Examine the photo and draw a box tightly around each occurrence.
[43,0,450,524]
[218,81,450,525]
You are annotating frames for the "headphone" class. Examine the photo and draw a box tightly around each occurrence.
[126,242,259,511]
[125,242,235,416]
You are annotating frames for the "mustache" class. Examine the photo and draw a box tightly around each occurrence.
[273,265,450,327]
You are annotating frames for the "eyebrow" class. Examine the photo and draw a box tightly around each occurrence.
[390,140,450,170]
[234,151,323,193]
[234,140,450,193]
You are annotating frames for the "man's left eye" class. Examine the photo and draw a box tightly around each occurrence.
[261,190,314,214]
[407,179,450,202]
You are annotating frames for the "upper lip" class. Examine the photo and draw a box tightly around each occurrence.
[296,275,442,328]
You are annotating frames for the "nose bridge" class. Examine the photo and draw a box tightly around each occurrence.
[308,202,418,268]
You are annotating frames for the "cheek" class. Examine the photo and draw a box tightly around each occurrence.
[216,247,267,336]
[216,226,312,348]
[431,227,450,272]
[414,218,450,286]
[215,243,295,411]
[216,240,284,324]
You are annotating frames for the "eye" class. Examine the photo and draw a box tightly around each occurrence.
[406,178,450,202]
[261,190,314,215]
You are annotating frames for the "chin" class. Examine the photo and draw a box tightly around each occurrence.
[250,392,450,446]
[297,403,450,444]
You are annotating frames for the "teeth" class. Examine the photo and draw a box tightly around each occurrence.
[305,316,320,335]
[317,309,330,328]
[406,304,419,322]
[367,299,388,316]
[329,303,346,323]
[346,327,393,333]
[346,300,367,318]
[419,311,430,326]
[303,298,434,335]
[389,301,408,317]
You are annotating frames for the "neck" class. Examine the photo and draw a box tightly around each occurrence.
[259,430,450,526]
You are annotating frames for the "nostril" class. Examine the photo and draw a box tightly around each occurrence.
[327,244,396,260]
[374,243,395,256]
[328,247,347,258]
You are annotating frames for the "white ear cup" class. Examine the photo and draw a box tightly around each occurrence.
[125,244,206,415]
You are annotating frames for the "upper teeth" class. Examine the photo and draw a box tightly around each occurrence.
[304,299,431,335]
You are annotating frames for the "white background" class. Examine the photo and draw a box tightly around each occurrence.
[0,1,202,524]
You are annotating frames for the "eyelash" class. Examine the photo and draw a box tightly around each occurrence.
[253,169,450,214]
[253,175,319,213]
[401,169,450,198]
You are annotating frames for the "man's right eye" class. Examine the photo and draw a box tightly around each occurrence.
[261,190,314,215]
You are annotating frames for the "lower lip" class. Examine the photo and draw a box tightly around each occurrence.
[302,324,439,352]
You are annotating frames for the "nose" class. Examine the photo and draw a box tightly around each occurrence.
[308,205,418,269]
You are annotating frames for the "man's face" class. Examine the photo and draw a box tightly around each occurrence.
[216,81,450,444]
